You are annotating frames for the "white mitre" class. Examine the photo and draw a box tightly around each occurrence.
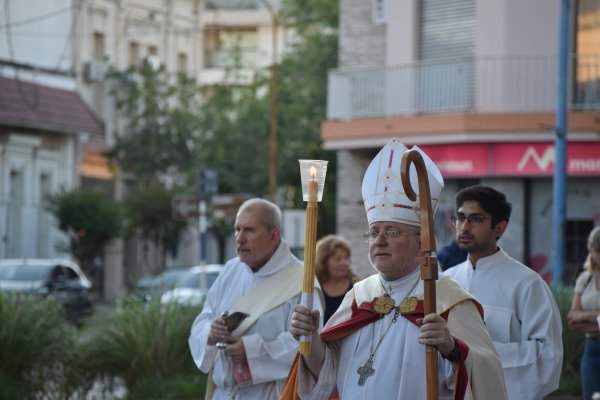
[361,138,444,227]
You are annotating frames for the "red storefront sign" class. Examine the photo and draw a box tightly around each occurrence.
[420,142,600,177]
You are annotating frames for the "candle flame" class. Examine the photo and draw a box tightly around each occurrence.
[310,166,317,179]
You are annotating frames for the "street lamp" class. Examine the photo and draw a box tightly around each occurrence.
[259,0,279,202]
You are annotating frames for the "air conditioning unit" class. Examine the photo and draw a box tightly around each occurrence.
[83,60,106,82]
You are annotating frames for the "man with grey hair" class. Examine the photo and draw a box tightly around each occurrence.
[189,198,323,400]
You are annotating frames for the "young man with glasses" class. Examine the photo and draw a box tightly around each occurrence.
[282,139,506,400]
[444,185,563,400]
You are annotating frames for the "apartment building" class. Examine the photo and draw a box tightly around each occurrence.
[325,0,600,282]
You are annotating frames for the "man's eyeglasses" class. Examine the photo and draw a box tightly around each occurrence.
[450,214,492,227]
[363,229,419,243]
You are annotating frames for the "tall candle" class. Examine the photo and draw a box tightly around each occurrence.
[300,166,319,354]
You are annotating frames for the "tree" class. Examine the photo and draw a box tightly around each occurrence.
[106,65,199,265]
[106,0,340,256]
[46,189,122,289]
[276,0,339,235]
[123,182,188,267]
[106,65,203,180]
[194,0,340,234]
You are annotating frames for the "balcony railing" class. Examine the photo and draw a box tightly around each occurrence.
[327,54,600,120]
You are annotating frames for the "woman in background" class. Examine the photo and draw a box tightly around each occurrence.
[315,235,358,324]
[568,225,600,400]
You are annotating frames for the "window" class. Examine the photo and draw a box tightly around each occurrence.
[8,170,24,257]
[37,173,51,257]
[574,0,600,107]
[93,32,105,60]
[129,41,140,66]
[203,29,257,68]
[372,0,386,25]
[178,52,188,74]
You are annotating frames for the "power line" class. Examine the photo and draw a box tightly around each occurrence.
[0,4,74,30]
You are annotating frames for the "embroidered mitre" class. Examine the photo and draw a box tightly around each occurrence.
[361,138,444,227]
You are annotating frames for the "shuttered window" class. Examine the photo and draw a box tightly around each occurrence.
[420,0,476,61]
[418,0,476,112]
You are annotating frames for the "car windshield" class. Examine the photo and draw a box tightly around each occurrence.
[0,264,50,281]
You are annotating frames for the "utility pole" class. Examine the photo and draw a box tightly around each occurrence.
[552,0,570,287]
[260,0,279,202]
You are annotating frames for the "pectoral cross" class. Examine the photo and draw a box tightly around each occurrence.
[357,354,375,386]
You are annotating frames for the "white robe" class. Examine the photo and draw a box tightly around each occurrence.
[189,241,323,400]
[444,248,563,400]
[297,268,506,400]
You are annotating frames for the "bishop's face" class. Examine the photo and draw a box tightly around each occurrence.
[368,221,421,281]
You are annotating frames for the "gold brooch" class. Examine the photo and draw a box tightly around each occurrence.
[373,293,395,315]
[399,297,418,313]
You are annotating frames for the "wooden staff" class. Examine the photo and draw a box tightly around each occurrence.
[401,149,439,400]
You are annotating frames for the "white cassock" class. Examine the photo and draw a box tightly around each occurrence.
[189,240,323,400]
[444,248,563,400]
[294,268,507,400]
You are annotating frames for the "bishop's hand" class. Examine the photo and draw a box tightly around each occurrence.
[289,304,319,341]
[417,313,456,357]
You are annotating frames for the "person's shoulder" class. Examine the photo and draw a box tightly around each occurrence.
[438,274,469,292]
[437,275,483,316]
[219,257,248,277]
[499,250,542,278]
[443,261,467,276]
[574,269,592,286]
[222,257,240,269]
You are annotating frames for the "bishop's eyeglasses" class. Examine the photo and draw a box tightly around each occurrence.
[363,229,419,243]
[450,213,492,227]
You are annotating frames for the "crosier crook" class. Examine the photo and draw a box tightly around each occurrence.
[401,149,439,400]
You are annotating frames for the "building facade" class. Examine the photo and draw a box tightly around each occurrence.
[0,0,286,299]
[324,0,600,283]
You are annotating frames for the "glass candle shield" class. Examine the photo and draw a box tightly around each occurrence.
[299,160,328,202]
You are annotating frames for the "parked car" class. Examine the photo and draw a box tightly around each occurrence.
[133,264,223,307]
[0,258,94,323]
[133,267,191,301]
[160,264,223,306]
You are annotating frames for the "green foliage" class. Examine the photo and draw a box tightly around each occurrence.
[123,181,188,259]
[276,0,339,235]
[104,1,341,246]
[551,285,584,396]
[279,0,339,29]
[107,65,197,262]
[78,298,201,390]
[45,188,122,274]
[195,0,340,234]
[107,65,203,181]
[125,373,206,400]
[0,294,81,399]
[195,82,271,196]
